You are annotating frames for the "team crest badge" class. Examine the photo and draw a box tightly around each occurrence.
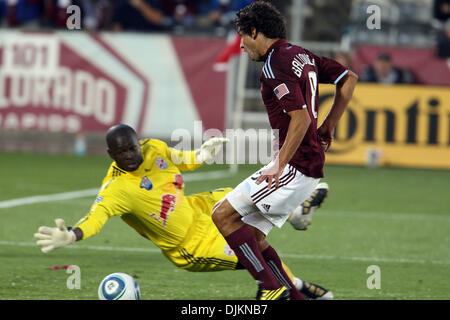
[155,157,168,170]
[140,176,153,191]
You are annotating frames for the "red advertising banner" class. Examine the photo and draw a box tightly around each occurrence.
[0,31,227,137]
[171,36,227,132]
[0,32,131,133]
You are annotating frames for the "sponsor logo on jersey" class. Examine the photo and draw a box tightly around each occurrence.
[261,204,271,212]
[140,176,153,191]
[224,244,235,257]
[94,196,103,204]
[155,157,168,170]
[149,193,176,227]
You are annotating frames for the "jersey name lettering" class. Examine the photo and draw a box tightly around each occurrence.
[292,53,315,78]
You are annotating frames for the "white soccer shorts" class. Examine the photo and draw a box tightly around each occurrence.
[225,162,320,235]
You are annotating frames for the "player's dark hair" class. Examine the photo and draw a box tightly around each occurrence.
[235,1,286,39]
[106,124,137,148]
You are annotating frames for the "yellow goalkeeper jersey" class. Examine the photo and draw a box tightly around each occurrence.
[74,138,204,251]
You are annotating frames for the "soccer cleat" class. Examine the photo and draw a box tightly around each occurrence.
[288,182,329,230]
[256,286,290,300]
[296,279,334,300]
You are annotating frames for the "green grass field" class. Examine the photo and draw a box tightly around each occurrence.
[0,151,449,300]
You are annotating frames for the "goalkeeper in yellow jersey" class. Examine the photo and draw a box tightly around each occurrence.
[34,124,332,300]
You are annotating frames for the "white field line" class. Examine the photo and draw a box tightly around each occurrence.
[0,170,232,209]
[0,240,448,266]
[333,290,445,299]
[0,189,100,209]
[279,252,450,265]
[319,209,450,222]
[0,240,162,254]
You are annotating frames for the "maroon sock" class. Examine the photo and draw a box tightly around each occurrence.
[262,246,306,300]
[225,225,280,290]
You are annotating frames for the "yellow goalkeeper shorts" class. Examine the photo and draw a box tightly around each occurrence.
[162,187,240,272]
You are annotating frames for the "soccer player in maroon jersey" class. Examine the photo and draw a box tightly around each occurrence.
[212,1,358,300]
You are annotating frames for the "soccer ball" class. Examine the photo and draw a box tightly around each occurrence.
[98,273,141,300]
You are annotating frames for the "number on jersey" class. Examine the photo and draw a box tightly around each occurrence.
[308,71,318,119]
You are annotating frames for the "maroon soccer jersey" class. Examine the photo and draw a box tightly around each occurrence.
[259,39,348,178]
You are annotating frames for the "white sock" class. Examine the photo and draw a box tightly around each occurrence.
[293,277,303,290]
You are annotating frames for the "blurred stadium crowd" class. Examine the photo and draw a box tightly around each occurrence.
[1,0,449,85]
[0,0,253,35]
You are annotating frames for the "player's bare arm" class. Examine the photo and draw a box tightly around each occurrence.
[318,70,358,151]
[256,108,311,189]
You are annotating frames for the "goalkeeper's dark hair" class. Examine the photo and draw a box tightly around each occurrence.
[106,124,137,148]
[235,1,286,39]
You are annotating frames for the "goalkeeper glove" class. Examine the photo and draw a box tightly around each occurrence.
[195,137,229,163]
[34,219,76,253]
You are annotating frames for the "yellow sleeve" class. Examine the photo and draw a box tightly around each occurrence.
[167,147,204,172]
[149,139,203,172]
[74,202,110,240]
[74,179,130,240]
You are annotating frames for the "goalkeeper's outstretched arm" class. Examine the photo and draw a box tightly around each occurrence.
[195,137,229,163]
[169,137,229,171]
[34,219,81,253]
[34,207,111,253]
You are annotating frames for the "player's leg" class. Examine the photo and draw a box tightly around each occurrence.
[263,262,333,300]
[215,164,321,300]
[212,200,287,297]
[197,218,333,300]
[203,184,329,231]
[243,212,306,300]
[187,187,332,299]
[202,183,333,298]
[288,182,329,230]
[212,166,308,300]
